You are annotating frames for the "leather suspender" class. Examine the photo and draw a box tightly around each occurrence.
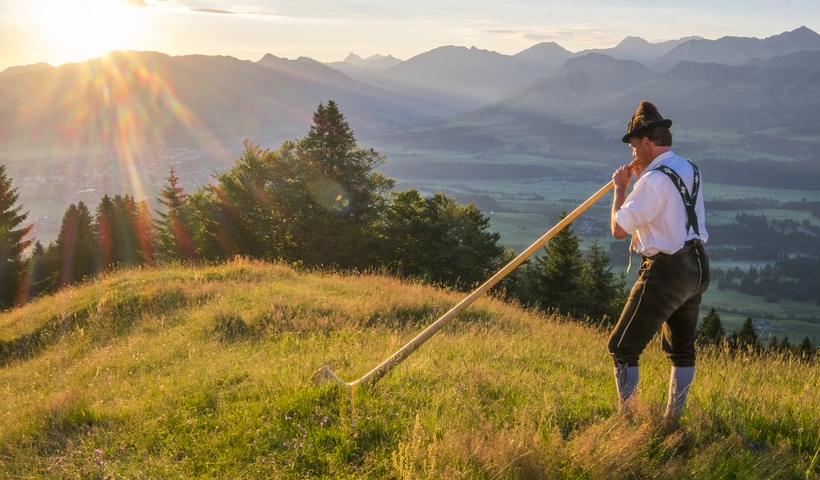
[651,162,701,237]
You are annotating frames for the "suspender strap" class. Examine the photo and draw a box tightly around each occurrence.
[652,162,701,237]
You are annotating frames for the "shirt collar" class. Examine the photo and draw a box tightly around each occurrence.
[643,150,675,174]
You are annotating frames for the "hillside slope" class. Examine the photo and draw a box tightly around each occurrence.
[1,260,818,478]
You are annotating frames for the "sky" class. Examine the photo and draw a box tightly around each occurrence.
[1,0,819,71]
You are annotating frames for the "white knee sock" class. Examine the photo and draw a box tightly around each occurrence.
[614,366,639,409]
[665,366,695,418]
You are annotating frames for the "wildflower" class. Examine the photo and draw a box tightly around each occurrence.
[95,449,102,456]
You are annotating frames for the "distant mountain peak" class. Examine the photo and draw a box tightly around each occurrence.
[258,53,284,62]
[774,25,820,40]
[343,52,364,63]
[618,36,651,47]
[341,52,401,69]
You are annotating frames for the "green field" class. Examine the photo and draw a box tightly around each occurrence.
[2,261,819,478]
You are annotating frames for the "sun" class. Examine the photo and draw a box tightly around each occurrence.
[29,0,137,63]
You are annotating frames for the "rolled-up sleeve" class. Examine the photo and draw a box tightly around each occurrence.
[615,178,661,235]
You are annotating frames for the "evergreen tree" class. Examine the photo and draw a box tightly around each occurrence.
[730,317,762,354]
[779,336,792,355]
[113,194,140,266]
[54,202,96,286]
[20,240,49,301]
[206,142,299,261]
[191,102,395,269]
[696,308,726,347]
[94,195,117,269]
[293,101,394,268]
[135,200,156,265]
[796,336,816,362]
[93,194,152,269]
[578,239,627,322]
[155,168,196,261]
[0,165,33,308]
[532,212,584,315]
[766,335,779,355]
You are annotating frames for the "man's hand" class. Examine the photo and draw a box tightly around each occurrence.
[610,162,635,240]
[613,160,638,191]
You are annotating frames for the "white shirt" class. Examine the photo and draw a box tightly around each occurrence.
[615,151,708,256]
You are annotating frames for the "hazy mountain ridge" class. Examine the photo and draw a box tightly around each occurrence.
[512,41,575,77]
[339,52,402,70]
[0,62,53,77]
[0,50,449,152]
[652,26,820,72]
[2,27,819,167]
[579,35,702,65]
[378,45,542,106]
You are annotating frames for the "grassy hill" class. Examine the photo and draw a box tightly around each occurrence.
[1,260,818,478]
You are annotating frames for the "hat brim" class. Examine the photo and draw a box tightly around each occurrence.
[621,119,673,143]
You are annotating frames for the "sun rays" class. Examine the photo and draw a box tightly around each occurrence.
[28,0,138,64]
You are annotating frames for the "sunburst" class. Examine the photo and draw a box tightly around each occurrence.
[29,0,137,63]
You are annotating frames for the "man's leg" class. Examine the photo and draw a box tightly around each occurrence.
[608,258,675,410]
[614,365,640,408]
[665,366,696,419]
[662,292,705,419]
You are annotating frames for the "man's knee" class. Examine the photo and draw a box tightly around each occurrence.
[608,337,638,367]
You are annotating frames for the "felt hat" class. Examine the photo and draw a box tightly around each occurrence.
[621,101,672,143]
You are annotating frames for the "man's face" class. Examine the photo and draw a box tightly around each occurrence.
[629,137,651,166]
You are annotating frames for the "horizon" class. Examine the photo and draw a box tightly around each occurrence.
[1,0,819,72]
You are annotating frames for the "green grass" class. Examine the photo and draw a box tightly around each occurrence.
[2,260,819,478]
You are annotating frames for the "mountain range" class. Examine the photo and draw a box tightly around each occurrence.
[1,26,819,164]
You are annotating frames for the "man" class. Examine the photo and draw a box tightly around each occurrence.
[609,101,710,420]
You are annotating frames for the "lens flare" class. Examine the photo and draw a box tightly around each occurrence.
[309,177,351,213]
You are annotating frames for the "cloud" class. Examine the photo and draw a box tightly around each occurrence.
[122,0,170,6]
[482,24,616,48]
[191,8,236,14]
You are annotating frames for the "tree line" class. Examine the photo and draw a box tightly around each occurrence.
[706,213,820,261]
[0,101,627,322]
[697,308,817,362]
[711,256,820,304]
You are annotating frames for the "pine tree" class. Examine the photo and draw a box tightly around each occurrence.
[532,212,583,315]
[20,240,48,301]
[779,336,792,355]
[293,101,394,268]
[113,194,140,266]
[696,308,726,347]
[730,317,762,354]
[0,165,33,308]
[155,168,197,261]
[766,335,779,355]
[796,336,816,362]
[135,200,156,265]
[54,202,96,286]
[578,240,626,322]
[94,195,117,269]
